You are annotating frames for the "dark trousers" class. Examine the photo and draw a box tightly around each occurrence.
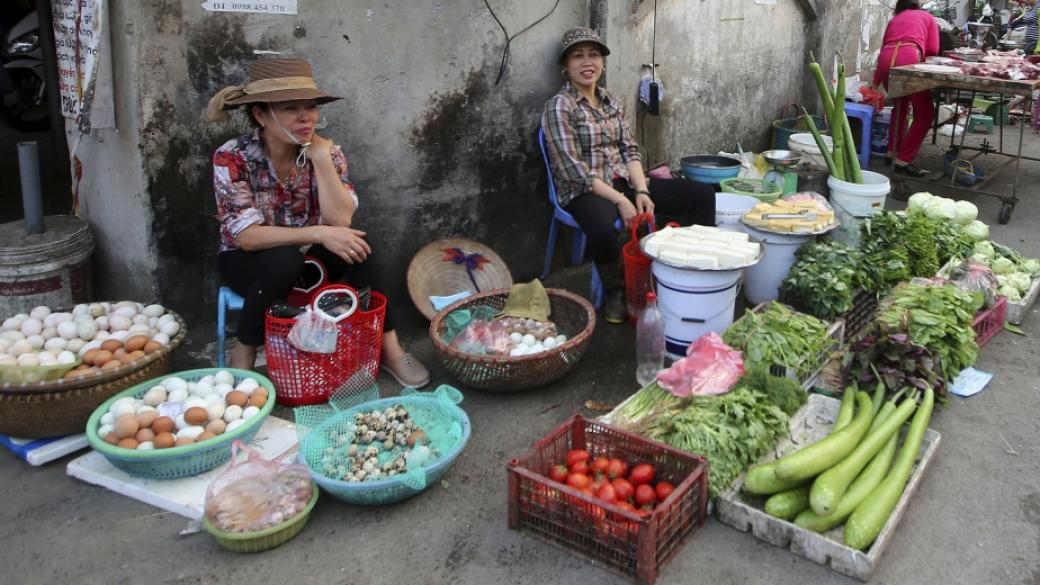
[218,244,395,346]
[564,177,716,266]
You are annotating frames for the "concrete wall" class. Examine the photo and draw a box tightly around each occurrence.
[75,0,889,321]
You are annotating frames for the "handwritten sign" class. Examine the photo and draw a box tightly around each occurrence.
[51,0,114,130]
[201,0,298,14]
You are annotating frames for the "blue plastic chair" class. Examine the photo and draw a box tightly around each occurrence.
[844,101,874,172]
[537,128,621,309]
[216,286,245,368]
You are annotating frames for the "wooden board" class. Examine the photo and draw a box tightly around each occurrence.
[888,65,1040,99]
[715,394,941,582]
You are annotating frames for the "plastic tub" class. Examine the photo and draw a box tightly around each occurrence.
[715,192,762,231]
[652,260,746,360]
[680,155,742,184]
[788,133,834,171]
[737,226,814,306]
[828,170,891,248]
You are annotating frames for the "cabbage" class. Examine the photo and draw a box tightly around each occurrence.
[907,192,934,211]
[998,285,1023,302]
[1021,258,1040,276]
[963,220,989,242]
[992,257,1016,275]
[953,201,978,225]
[996,274,1010,288]
[973,241,996,260]
[924,197,957,220]
[1007,272,1033,293]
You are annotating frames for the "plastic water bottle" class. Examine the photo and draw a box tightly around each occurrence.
[635,292,665,387]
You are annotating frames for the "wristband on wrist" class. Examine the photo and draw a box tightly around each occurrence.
[634,189,650,197]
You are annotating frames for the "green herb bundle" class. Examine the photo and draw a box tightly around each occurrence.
[859,212,911,291]
[723,302,832,380]
[782,239,874,320]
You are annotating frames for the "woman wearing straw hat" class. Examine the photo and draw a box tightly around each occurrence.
[208,58,430,387]
[541,28,716,324]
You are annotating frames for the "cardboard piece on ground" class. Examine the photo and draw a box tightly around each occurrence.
[66,417,299,521]
[0,433,90,466]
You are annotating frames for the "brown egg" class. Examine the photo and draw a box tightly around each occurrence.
[174,437,195,447]
[117,437,139,450]
[65,368,87,379]
[196,431,217,442]
[100,360,122,370]
[205,419,226,435]
[152,416,175,434]
[113,415,139,439]
[184,406,209,426]
[112,348,128,361]
[154,432,176,449]
[124,335,149,353]
[103,432,119,445]
[93,349,113,365]
[251,387,269,400]
[82,349,100,366]
[136,410,158,428]
[129,350,146,360]
[75,364,91,371]
[225,390,248,407]
[143,340,162,354]
[135,428,155,443]
[247,393,268,408]
[101,339,123,352]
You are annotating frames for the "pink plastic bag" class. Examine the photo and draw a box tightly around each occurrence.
[656,332,745,397]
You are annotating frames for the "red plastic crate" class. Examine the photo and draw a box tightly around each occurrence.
[972,295,1007,348]
[507,415,708,585]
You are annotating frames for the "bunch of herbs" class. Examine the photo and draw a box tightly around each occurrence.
[782,239,875,320]
[723,302,832,380]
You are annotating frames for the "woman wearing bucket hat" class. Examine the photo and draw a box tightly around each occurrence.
[208,58,430,387]
[541,27,716,324]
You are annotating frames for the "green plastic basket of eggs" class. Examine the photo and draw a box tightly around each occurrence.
[85,368,275,479]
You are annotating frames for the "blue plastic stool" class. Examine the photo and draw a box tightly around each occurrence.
[216,286,245,368]
[537,128,622,309]
[844,101,874,172]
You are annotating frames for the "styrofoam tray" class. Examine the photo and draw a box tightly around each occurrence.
[1006,275,1040,325]
[715,394,941,581]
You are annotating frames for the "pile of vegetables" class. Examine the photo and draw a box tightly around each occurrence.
[803,53,863,183]
[906,192,988,242]
[782,239,876,320]
[723,302,833,381]
[876,281,978,382]
[968,240,1040,302]
[859,210,974,289]
[845,333,947,399]
[612,368,805,498]
[744,384,935,551]
[544,451,675,515]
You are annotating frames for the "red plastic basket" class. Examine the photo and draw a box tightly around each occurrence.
[623,214,679,324]
[264,285,386,406]
[507,415,708,585]
[972,295,1007,348]
[285,255,328,308]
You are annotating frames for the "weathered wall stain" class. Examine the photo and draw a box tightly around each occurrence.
[410,71,491,191]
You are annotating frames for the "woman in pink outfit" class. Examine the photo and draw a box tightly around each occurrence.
[873,0,940,177]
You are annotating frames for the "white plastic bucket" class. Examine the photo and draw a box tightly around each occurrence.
[737,225,813,305]
[715,193,760,232]
[828,170,891,248]
[0,216,94,316]
[789,133,834,171]
[652,260,744,360]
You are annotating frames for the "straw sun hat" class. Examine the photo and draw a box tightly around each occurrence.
[206,58,342,122]
[407,238,513,320]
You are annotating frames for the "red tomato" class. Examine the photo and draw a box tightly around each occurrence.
[615,501,638,513]
[548,464,569,484]
[590,456,610,475]
[565,449,591,468]
[566,472,591,489]
[611,478,635,501]
[596,482,618,504]
[634,483,657,507]
[570,460,590,475]
[629,463,655,486]
[590,476,606,492]
[655,481,676,502]
[579,486,595,497]
[605,458,628,479]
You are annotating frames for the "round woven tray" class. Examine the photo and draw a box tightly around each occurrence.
[0,309,187,438]
[406,238,513,321]
[429,288,595,392]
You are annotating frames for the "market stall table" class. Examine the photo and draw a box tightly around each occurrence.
[887,64,1040,224]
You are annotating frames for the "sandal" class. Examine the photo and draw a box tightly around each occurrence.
[380,353,431,388]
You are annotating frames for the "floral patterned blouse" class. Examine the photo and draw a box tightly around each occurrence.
[212,129,359,252]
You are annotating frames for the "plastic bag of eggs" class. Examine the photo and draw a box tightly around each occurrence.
[96,370,270,450]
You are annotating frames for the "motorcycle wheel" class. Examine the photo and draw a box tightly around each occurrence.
[1,68,49,132]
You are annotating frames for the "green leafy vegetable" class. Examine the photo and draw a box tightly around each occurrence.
[723,302,833,381]
[782,239,875,320]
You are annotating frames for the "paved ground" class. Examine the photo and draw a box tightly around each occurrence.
[2,121,1040,585]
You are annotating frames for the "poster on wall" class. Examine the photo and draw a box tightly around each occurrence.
[200,1,298,14]
[51,0,115,131]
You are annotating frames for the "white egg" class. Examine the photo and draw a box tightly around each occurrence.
[183,396,207,410]
[203,393,222,405]
[162,377,188,394]
[1,317,22,331]
[135,405,157,415]
[532,343,545,353]
[100,412,115,426]
[206,402,225,421]
[213,370,234,386]
[43,313,61,328]
[176,426,204,440]
[112,305,137,318]
[93,316,109,331]
[20,318,42,337]
[190,382,212,397]
[0,355,14,366]
[57,350,77,364]
[543,337,558,349]
[41,327,57,340]
[75,319,97,341]
[157,313,176,326]
[34,353,55,366]
[226,419,246,433]
[65,338,86,353]
[152,332,170,345]
[137,442,155,451]
[223,405,243,422]
[509,332,523,344]
[109,330,130,342]
[78,339,102,357]
[0,339,9,353]
[88,303,105,317]
[29,306,51,321]
[508,348,522,357]
[56,320,78,340]
[167,388,189,403]
[1,330,24,342]
[214,383,233,398]
[175,414,189,431]
[10,340,33,357]
[98,424,114,439]
[242,405,260,420]
[72,304,90,317]
[108,315,131,332]
[556,335,567,344]
[26,334,44,349]
[142,386,167,406]
[110,397,136,419]
[236,377,259,392]
[148,317,158,328]
[93,330,110,342]
[131,314,149,325]
[142,304,165,318]
[522,333,536,346]
[128,323,150,335]
[159,321,180,338]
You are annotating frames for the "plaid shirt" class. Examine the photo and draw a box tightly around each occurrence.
[541,82,641,207]
[213,129,359,252]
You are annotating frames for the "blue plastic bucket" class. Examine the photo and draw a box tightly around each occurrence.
[681,155,742,184]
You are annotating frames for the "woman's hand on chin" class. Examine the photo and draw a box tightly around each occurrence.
[307,134,334,163]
